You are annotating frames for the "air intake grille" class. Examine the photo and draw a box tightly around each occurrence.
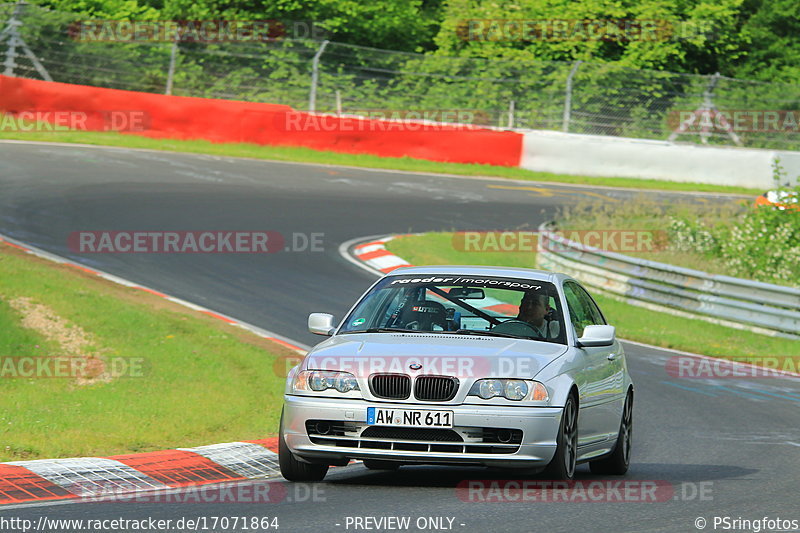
[360,427,463,442]
[414,376,459,401]
[369,374,411,400]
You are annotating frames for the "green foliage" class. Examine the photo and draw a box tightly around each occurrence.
[22,0,800,84]
[667,159,800,285]
[560,195,799,287]
[32,0,444,51]
[434,0,747,74]
[667,204,800,285]
[733,0,800,83]
[7,0,799,149]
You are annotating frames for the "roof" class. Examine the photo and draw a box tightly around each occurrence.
[384,265,567,283]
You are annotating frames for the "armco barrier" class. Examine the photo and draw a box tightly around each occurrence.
[0,75,523,167]
[536,223,800,339]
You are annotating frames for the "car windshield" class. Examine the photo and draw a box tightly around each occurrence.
[339,274,566,344]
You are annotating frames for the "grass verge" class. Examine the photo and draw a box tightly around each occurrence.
[557,197,798,287]
[0,242,295,462]
[0,124,761,195]
[385,232,799,359]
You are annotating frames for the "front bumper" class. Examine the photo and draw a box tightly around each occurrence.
[282,395,562,469]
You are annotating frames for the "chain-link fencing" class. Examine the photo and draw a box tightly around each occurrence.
[1,2,799,151]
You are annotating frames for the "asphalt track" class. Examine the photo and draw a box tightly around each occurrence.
[1,141,798,532]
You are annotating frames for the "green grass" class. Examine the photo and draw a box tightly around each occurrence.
[0,120,761,195]
[385,232,800,359]
[0,243,294,461]
[557,197,739,273]
[556,197,799,287]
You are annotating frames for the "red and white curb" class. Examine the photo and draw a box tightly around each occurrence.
[0,439,280,505]
[342,235,414,276]
[0,234,314,505]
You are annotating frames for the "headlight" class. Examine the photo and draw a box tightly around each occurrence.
[504,380,528,401]
[293,370,360,394]
[477,379,505,399]
[468,379,548,402]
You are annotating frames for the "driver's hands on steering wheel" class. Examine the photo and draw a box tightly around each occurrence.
[492,319,543,338]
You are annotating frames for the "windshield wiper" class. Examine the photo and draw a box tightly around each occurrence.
[362,327,423,333]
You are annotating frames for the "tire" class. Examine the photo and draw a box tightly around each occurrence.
[590,391,633,476]
[542,393,578,480]
[363,459,400,470]
[278,413,329,482]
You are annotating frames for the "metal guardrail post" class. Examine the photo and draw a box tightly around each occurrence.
[165,37,179,95]
[562,60,582,133]
[308,39,330,112]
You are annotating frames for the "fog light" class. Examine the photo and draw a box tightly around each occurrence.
[496,429,513,443]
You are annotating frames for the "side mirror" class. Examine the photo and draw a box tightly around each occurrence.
[308,313,336,336]
[577,325,616,347]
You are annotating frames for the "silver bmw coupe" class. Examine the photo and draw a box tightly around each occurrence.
[279,266,633,481]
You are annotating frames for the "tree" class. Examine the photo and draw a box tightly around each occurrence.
[434,0,747,74]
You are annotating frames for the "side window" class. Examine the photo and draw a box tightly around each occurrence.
[563,282,604,337]
[574,284,606,326]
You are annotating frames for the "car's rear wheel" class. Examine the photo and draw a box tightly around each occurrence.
[590,390,633,475]
[278,413,329,482]
[363,459,400,470]
[542,393,578,480]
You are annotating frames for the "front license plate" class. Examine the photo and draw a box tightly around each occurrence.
[366,407,453,428]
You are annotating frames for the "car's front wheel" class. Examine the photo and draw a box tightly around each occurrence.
[542,393,578,480]
[589,390,633,475]
[278,412,329,482]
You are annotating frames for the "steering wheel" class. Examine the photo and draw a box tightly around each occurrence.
[491,319,541,338]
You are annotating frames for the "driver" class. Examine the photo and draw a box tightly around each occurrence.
[516,292,560,339]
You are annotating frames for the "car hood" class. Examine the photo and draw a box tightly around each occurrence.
[303,332,568,379]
